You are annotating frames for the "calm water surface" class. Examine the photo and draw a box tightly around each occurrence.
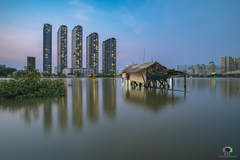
[0,78,240,160]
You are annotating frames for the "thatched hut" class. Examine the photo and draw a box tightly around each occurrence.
[121,61,187,88]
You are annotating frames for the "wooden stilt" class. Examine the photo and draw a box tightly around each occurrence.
[184,74,186,91]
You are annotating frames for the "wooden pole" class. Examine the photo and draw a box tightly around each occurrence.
[184,74,186,91]
[171,77,173,89]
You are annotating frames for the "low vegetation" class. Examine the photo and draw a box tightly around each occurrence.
[0,66,66,99]
[94,73,116,77]
[0,67,17,77]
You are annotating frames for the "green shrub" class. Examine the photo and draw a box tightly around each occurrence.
[0,66,66,99]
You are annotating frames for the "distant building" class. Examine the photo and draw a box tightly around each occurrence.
[195,64,199,75]
[0,64,6,69]
[221,56,235,74]
[188,66,194,75]
[233,57,238,71]
[62,68,98,76]
[57,25,67,73]
[201,64,206,75]
[43,23,52,73]
[27,57,35,71]
[73,68,98,76]
[102,37,116,74]
[72,25,82,68]
[238,57,240,71]
[54,66,57,74]
[86,32,98,73]
[207,61,216,75]
[62,68,73,75]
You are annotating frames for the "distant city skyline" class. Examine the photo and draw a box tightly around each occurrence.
[0,0,240,72]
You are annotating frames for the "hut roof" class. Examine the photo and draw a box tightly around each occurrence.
[121,61,167,73]
[168,69,188,77]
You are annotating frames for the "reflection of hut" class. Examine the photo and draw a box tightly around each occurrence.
[121,61,187,89]
[122,88,181,112]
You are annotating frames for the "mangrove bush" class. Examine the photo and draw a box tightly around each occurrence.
[0,66,66,99]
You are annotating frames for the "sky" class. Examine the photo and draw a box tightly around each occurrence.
[0,0,240,72]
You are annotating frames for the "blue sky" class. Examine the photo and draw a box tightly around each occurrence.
[0,0,240,72]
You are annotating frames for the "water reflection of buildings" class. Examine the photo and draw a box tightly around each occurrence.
[102,79,116,117]
[220,79,240,98]
[43,101,52,132]
[72,80,83,129]
[0,79,121,132]
[87,79,99,122]
[122,87,181,112]
[57,96,68,130]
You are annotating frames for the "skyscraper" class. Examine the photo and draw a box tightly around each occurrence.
[72,25,82,68]
[43,23,52,73]
[86,32,98,73]
[57,25,67,73]
[102,37,116,74]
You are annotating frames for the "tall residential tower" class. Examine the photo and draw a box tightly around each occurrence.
[221,56,235,73]
[102,38,116,74]
[57,25,67,73]
[72,25,82,68]
[86,32,98,73]
[43,23,52,73]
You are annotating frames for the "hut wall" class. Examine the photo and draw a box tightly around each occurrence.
[122,73,127,78]
[129,70,146,83]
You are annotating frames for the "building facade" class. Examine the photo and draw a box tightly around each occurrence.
[238,57,240,71]
[73,68,98,76]
[221,56,235,74]
[27,57,35,71]
[233,57,238,71]
[207,61,215,75]
[188,66,194,75]
[72,25,82,68]
[57,25,67,73]
[43,23,52,73]
[86,32,98,73]
[54,66,57,74]
[102,37,116,74]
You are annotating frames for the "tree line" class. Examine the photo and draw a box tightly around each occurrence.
[0,67,17,77]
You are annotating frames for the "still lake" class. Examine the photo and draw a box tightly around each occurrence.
[0,78,240,160]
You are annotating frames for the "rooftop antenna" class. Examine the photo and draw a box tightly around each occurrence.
[143,49,145,62]
[151,58,153,62]
[133,61,134,64]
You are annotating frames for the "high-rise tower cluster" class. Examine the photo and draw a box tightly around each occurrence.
[43,24,116,74]
[221,56,239,74]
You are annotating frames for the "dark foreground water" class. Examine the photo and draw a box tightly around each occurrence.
[0,78,240,160]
